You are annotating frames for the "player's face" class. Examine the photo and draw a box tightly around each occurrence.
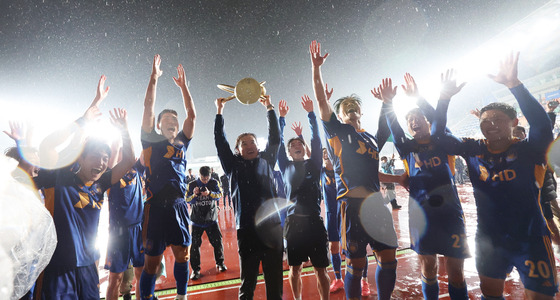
[288,139,305,161]
[322,148,332,167]
[407,113,430,140]
[513,128,526,139]
[77,149,109,183]
[237,135,259,160]
[479,109,517,142]
[200,175,210,184]
[338,99,362,124]
[158,112,179,140]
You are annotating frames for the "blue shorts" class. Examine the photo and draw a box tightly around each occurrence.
[143,196,191,256]
[35,263,99,300]
[105,223,145,273]
[342,195,398,259]
[408,197,470,258]
[476,233,558,296]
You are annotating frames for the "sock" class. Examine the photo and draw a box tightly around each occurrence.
[174,261,190,295]
[344,265,363,299]
[375,260,397,300]
[140,270,156,300]
[421,274,439,300]
[331,253,342,280]
[362,259,368,280]
[448,281,468,300]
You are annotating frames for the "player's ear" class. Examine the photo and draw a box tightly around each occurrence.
[512,118,519,127]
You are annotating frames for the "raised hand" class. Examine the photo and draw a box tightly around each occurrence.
[325,83,333,101]
[259,95,272,109]
[173,64,187,89]
[215,98,227,114]
[401,73,419,98]
[301,95,314,113]
[109,108,128,130]
[92,75,110,107]
[152,54,163,78]
[488,52,522,88]
[3,120,25,141]
[371,78,397,104]
[291,122,303,136]
[278,99,289,117]
[470,108,481,119]
[309,40,329,68]
[440,69,466,100]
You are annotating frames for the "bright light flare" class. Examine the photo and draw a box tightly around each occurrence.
[359,192,399,248]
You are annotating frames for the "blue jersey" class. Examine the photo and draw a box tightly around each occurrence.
[278,112,323,217]
[322,107,390,198]
[141,129,191,199]
[386,103,464,219]
[34,164,112,271]
[434,84,553,240]
[108,160,145,227]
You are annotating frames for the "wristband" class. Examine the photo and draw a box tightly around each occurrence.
[266,104,275,110]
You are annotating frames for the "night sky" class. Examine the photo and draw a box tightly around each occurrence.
[0,0,557,161]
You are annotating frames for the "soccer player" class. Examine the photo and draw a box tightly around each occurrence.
[277,97,330,300]
[214,95,283,300]
[32,76,136,299]
[139,55,196,300]
[378,70,469,300]
[309,40,405,300]
[104,139,146,300]
[433,52,557,300]
[186,166,227,280]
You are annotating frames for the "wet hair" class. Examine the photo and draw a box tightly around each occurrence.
[333,94,362,114]
[199,166,211,177]
[480,102,517,120]
[4,146,38,164]
[287,137,305,149]
[235,133,257,152]
[82,138,112,159]
[380,156,387,161]
[157,109,178,124]
[405,108,428,123]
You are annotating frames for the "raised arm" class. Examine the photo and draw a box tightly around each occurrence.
[40,75,109,168]
[277,99,290,173]
[260,95,281,164]
[301,95,323,170]
[290,121,311,158]
[401,72,437,122]
[490,52,552,148]
[214,98,234,174]
[142,54,162,133]
[309,40,333,121]
[173,63,196,139]
[371,78,396,150]
[108,108,135,185]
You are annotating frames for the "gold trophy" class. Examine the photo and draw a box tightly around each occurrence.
[217,77,266,105]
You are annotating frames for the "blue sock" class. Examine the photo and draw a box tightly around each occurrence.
[140,270,156,300]
[375,260,397,300]
[174,261,190,295]
[331,253,342,279]
[344,265,363,299]
[362,258,368,280]
[448,281,468,300]
[421,275,439,300]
